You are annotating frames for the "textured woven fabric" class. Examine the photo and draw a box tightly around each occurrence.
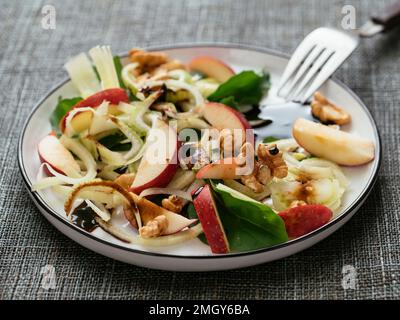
[1,0,399,300]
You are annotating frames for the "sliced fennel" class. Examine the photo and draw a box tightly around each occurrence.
[194,78,220,98]
[110,116,143,160]
[165,79,204,107]
[96,142,127,166]
[270,178,345,212]
[79,132,99,160]
[223,179,271,201]
[168,70,193,83]
[139,188,192,201]
[89,46,120,89]
[126,91,162,135]
[177,117,210,131]
[64,53,101,98]
[301,158,349,188]
[85,200,111,222]
[121,62,139,93]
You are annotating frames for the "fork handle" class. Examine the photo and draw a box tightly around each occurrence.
[371,1,400,31]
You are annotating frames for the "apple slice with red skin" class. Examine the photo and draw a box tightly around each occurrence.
[278,204,333,238]
[202,102,254,145]
[192,184,230,253]
[38,133,80,176]
[129,192,197,235]
[196,157,240,180]
[129,119,179,194]
[60,88,129,133]
[188,56,235,83]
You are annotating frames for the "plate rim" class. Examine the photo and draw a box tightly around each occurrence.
[17,42,382,260]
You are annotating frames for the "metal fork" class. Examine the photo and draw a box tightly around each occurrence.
[277,1,400,104]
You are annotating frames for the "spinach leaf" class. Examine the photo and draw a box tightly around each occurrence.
[213,183,288,251]
[218,96,239,110]
[99,132,131,151]
[50,97,82,135]
[208,70,268,107]
[219,210,282,252]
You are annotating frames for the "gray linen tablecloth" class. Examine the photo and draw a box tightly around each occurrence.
[1,0,399,300]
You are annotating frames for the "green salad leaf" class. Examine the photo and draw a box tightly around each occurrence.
[218,96,240,110]
[212,183,288,251]
[208,70,269,107]
[50,97,82,135]
[99,132,132,151]
[262,136,279,143]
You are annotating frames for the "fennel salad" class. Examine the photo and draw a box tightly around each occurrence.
[33,46,375,254]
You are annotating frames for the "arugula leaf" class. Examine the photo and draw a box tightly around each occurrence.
[262,136,279,143]
[208,70,268,107]
[213,183,288,251]
[50,97,82,135]
[113,56,126,89]
[99,132,131,151]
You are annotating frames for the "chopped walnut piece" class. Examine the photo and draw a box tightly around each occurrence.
[129,49,186,76]
[114,173,136,190]
[257,143,288,179]
[139,215,168,238]
[241,173,265,193]
[236,142,254,166]
[256,164,272,185]
[129,49,169,72]
[311,91,351,125]
[220,129,234,158]
[162,195,184,213]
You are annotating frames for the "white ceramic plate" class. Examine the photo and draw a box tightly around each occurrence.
[18,44,381,271]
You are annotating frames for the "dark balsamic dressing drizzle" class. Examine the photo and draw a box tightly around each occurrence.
[70,203,99,232]
[254,102,314,142]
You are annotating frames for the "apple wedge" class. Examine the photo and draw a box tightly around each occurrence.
[196,158,240,180]
[292,118,375,166]
[188,56,235,83]
[129,119,179,194]
[130,192,196,235]
[60,88,128,133]
[203,102,251,131]
[192,185,230,253]
[38,134,81,176]
[202,102,253,145]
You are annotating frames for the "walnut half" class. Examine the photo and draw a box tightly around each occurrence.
[311,92,351,125]
[162,195,184,213]
[257,143,288,179]
[139,215,168,238]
